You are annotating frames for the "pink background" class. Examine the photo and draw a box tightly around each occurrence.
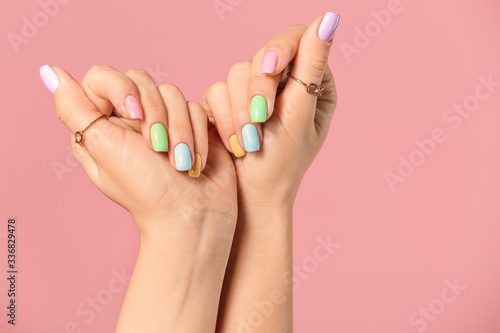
[1,0,499,332]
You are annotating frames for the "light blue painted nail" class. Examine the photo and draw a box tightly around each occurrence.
[174,143,191,171]
[242,124,260,152]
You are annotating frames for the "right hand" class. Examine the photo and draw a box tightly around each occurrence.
[41,65,238,236]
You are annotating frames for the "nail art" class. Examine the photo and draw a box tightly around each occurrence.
[251,95,267,123]
[189,154,202,178]
[124,95,144,120]
[229,134,246,157]
[39,65,59,94]
[318,12,340,42]
[151,123,168,152]
[261,50,279,74]
[174,143,192,171]
[242,124,260,152]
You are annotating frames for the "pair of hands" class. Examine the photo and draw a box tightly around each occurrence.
[40,12,339,332]
[41,13,338,237]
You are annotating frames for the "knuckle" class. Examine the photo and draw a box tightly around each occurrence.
[289,24,307,32]
[309,54,328,77]
[229,61,252,75]
[205,81,227,99]
[158,83,182,96]
[126,69,155,87]
[88,64,113,75]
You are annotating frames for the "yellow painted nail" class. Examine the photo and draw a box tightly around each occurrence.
[229,134,246,157]
[189,154,202,178]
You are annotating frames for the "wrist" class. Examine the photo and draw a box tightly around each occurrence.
[136,210,237,249]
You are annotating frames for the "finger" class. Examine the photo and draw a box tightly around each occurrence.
[247,48,281,123]
[203,81,244,157]
[186,101,208,178]
[314,66,338,137]
[40,65,123,165]
[158,84,195,171]
[260,24,307,75]
[282,12,340,126]
[125,69,169,151]
[82,64,144,120]
[227,61,261,153]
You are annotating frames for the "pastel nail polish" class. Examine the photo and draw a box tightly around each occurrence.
[318,12,340,42]
[242,124,260,152]
[174,143,192,171]
[124,95,144,120]
[261,50,279,74]
[189,154,202,178]
[151,123,168,152]
[39,65,59,94]
[251,95,267,123]
[229,134,246,157]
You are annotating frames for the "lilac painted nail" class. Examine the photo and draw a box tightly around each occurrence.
[40,65,59,94]
[125,95,144,120]
[318,12,340,42]
[261,50,279,74]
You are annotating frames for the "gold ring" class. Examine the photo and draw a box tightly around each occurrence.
[75,115,108,147]
[287,72,325,97]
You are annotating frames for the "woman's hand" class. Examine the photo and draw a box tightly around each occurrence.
[204,12,339,212]
[40,65,238,332]
[202,12,340,332]
[41,65,238,236]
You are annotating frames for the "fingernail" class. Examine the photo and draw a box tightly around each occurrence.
[242,124,260,152]
[189,154,202,178]
[251,95,267,123]
[124,95,144,120]
[229,134,246,157]
[318,12,340,42]
[151,123,168,152]
[261,50,279,74]
[174,143,192,171]
[39,65,59,94]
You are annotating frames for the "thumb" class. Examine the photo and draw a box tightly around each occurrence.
[40,64,120,160]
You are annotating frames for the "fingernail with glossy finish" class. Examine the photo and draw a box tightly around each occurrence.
[242,124,260,152]
[189,154,202,178]
[40,65,59,94]
[261,50,279,74]
[151,123,168,152]
[175,143,191,171]
[229,134,246,157]
[318,12,340,42]
[125,95,144,120]
[251,95,267,123]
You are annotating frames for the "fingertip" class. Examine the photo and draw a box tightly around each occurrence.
[40,64,59,94]
[261,50,279,74]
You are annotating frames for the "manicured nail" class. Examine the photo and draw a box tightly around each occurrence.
[251,95,267,123]
[124,95,144,120]
[242,124,260,152]
[229,134,246,157]
[40,65,59,94]
[261,50,279,74]
[189,154,202,178]
[174,143,191,171]
[151,123,168,152]
[318,12,340,42]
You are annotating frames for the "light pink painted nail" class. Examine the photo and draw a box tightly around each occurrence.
[261,50,279,74]
[124,95,144,120]
[318,12,340,42]
[40,65,59,94]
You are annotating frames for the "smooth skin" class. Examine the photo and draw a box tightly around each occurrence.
[41,11,339,333]
[45,65,238,333]
[204,13,338,332]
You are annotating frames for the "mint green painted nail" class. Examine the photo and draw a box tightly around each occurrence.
[251,95,267,123]
[151,123,168,152]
